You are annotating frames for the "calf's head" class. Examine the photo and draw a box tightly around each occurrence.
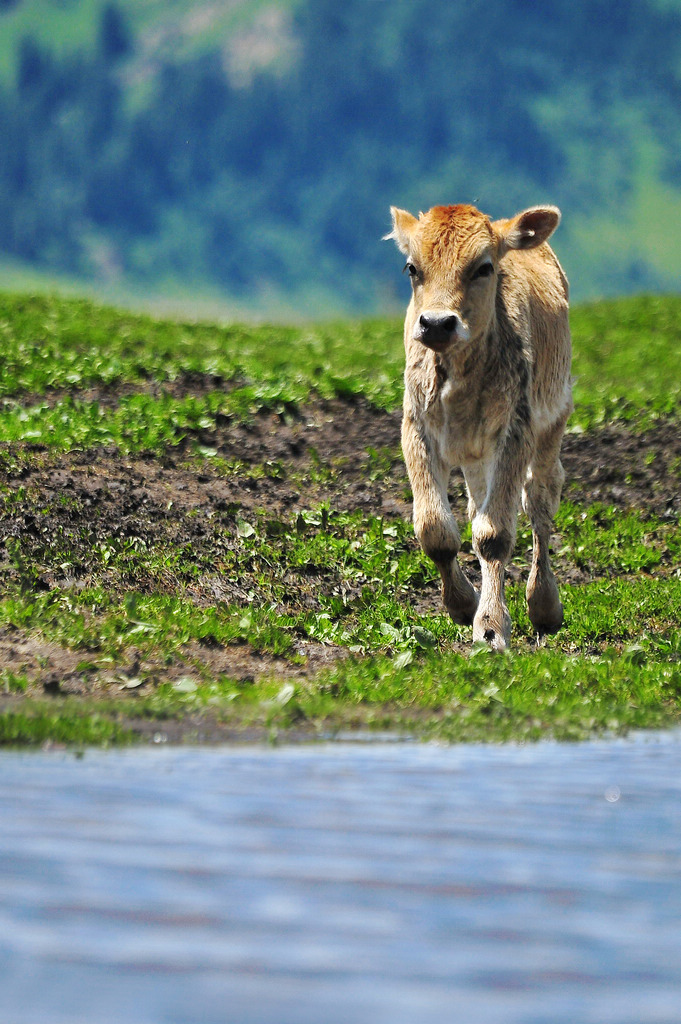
[386,203,561,352]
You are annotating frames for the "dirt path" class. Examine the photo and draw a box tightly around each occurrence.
[4,395,680,521]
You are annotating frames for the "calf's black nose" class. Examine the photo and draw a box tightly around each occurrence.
[417,312,462,349]
[419,313,460,333]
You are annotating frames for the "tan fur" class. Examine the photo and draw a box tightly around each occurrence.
[387,202,572,649]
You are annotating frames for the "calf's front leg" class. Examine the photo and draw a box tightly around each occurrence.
[402,414,478,626]
[465,435,530,651]
[471,510,515,650]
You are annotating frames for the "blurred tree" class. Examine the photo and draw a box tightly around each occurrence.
[16,37,48,93]
[99,3,131,62]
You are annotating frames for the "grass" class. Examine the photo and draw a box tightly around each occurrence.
[553,502,680,574]
[0,291,679,745]
[0,705,134,747]
[0,292,403,409]
[1,292,679,441]
[3,501,678,656]
[570,294,681,428]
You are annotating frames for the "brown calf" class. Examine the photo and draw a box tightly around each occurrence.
[386,202,572,650]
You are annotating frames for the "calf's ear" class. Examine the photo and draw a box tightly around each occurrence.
[384,206,418,254]
[495,205,561,254]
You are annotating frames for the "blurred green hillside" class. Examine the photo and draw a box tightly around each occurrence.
[0,0,680,315]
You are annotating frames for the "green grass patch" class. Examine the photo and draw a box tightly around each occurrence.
[553,501,679,574]
[1,293,680,450]
[0,393,228,452]
[5,496,678,652]
[558,578,681,655]
[0,588,298,661]
[570,294,681,429]
[2,572,680,746]
[11,641,674,748]
[0,705,134,747]
[304,646,681,742]
[1,671,29,694]
[0,293,404,411]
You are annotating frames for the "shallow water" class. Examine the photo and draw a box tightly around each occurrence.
[2,735,681,1024]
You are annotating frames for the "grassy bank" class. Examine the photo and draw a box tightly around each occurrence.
[0,292,679,745]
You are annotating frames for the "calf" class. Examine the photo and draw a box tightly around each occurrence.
[386,202,572,650]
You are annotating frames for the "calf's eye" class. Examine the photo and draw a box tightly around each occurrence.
[472,261,494,280]
[403,262,419,280]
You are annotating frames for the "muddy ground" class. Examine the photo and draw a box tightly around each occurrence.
[1,394,680,712]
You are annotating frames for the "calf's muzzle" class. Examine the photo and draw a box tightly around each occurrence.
[414,312,469,350]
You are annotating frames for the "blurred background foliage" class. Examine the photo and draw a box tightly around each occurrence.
[0,0,680,316]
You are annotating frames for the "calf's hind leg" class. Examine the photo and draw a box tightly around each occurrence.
[402,415,478,626]
[523,416,568,635]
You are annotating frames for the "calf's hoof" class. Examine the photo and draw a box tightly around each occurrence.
[439,559,479,626]
[443,587,479,627]
[473,606,512,652]
[527,577,564,635]
[529,599,564,636]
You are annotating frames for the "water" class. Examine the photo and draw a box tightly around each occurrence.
[2,735,681,1024]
